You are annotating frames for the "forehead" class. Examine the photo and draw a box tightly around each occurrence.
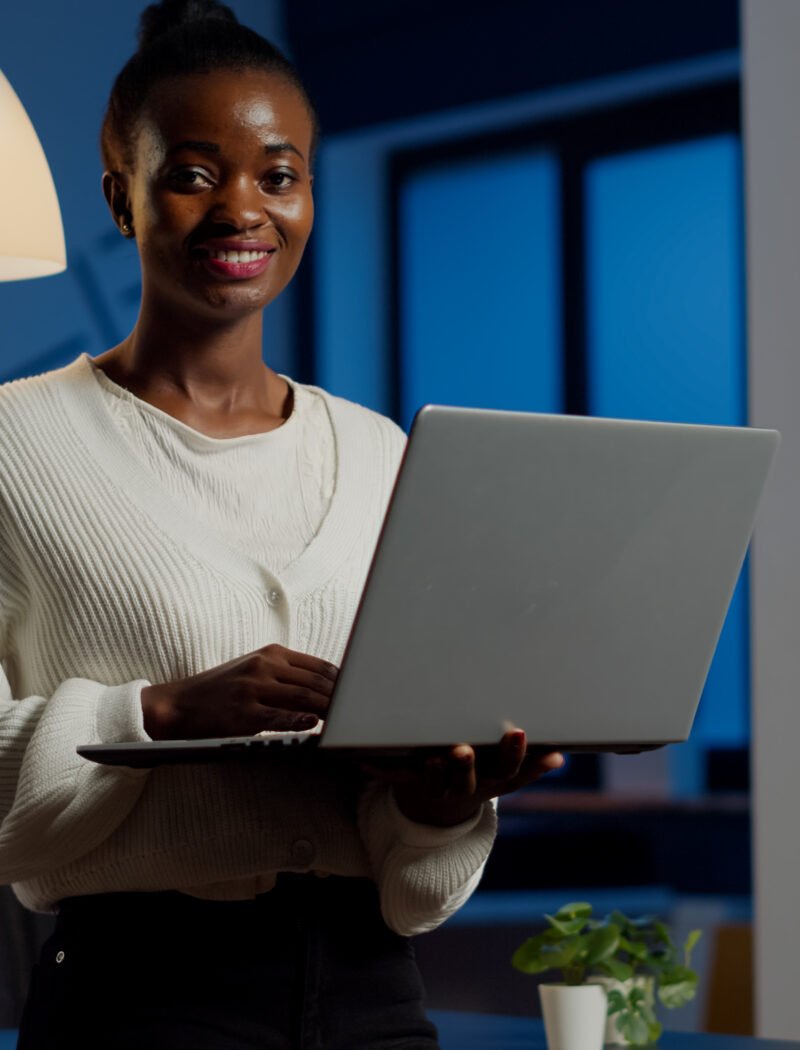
[138,69,313,159]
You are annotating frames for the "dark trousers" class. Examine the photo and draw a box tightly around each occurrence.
[17,875,441,1050]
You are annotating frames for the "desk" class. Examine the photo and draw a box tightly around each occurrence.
[0,1018,795,1048]
[431,1011,800,1049]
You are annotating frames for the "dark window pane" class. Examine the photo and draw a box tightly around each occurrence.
[585,135,748,778]
[398,152,562,430]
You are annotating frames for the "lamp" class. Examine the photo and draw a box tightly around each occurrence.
[0,68,66,281]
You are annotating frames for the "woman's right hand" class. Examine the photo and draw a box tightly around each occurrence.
[140,644,337,740]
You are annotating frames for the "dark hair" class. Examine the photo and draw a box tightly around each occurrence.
[101,0,318,171]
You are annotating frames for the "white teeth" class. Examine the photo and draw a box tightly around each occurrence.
[210,249,268,263]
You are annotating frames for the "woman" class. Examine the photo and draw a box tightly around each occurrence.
[0,2,562,1047]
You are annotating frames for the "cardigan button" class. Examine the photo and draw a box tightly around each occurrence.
[290,839,315,866]
[266,588,281,607]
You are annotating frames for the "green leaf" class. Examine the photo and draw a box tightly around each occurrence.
[658,966,699,1009]
[637,994,663,1045]
[659,980,697,1009]
[629,986,647,1010]
[648,1018,664,1043]
[585,923,621,966]
[647,947,674,972]
[684,929,702,966]
[563,963,586,986]
[607,989,627,1015]
[600,958,634,982]
[554,901,593,920]
[653,921,674,948]
[617,1010,651,1047]
[511,937,553,974]
[545,913,587,937]
[619,936,649,961]
[539,938,585,970]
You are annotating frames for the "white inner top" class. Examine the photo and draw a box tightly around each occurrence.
[88,359,336,575]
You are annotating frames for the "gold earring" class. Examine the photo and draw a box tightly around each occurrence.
[121,222,133,237]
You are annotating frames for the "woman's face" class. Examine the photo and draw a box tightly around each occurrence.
[116,68,315,322]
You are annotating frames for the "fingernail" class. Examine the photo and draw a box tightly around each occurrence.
[297,715,319,730]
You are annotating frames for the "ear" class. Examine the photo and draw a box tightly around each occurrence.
[102,171,134,237]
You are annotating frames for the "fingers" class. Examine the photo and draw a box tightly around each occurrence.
[436,737,563,801]
[245,706,320,734]
[446,745,477,797]
[276,664,337,692]
[359,749,475,798]
[361,740,564,796]
[151,646,337,740]
[247,648,338,719]
[256,648,337,717]
[410,747,478,799]
[255,682,330,719]
[267,645,339,681]
[359,753,443,788]
[504,749,565,792]
[486,729,527,780]
[358,733,566,824]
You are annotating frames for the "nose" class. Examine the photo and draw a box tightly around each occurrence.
[208,174,268,232]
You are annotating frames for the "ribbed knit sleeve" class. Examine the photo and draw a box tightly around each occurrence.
[358,782,497,936]
[0,669,151,886]
[0,386,153,885]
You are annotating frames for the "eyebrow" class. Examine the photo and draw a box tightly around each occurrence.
[167,140,220,157]
[265,141,305,162]
[166,139,305,161]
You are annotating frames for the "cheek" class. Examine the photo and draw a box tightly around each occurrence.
[131,186,196,243]
[273,194,314,243]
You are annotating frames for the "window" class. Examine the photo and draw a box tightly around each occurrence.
[392,81,743,795]
[397,151,562,430]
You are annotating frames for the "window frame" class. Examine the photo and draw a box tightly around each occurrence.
[389,80,741,423]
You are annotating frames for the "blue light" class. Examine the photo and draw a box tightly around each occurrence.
[585,134,747,755]
[398,152,562,430]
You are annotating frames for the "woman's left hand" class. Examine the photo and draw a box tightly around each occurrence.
[361,730,564,828]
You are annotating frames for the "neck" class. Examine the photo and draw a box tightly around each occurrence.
[93,303,292,433]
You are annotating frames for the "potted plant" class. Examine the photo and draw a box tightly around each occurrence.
[512,901,702,1049]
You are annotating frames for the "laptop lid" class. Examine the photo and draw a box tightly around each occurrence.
[318,407,778,751]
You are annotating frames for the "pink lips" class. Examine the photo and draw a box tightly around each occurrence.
[193,241,277,281]
[202,255,274,280]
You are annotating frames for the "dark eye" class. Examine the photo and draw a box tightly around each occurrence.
[265,170,296,189]
[169,168,213,189]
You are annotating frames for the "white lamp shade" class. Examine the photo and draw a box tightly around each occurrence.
[0,68,66,281]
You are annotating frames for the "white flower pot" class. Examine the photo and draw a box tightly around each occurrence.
[538,983,608,1050]
[588,975,656,1046]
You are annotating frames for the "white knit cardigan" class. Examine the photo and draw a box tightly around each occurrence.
[0,355,496,935]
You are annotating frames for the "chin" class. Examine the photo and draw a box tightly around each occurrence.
[184,280,284,319]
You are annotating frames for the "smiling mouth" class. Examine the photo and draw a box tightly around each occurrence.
[191,247,277,281]
[193,247,276,263]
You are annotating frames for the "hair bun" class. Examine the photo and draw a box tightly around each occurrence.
[138,0,238,49]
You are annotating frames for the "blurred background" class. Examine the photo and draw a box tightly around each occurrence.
[0,0,795,1040]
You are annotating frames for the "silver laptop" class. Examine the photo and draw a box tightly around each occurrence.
[78,407,779,767]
